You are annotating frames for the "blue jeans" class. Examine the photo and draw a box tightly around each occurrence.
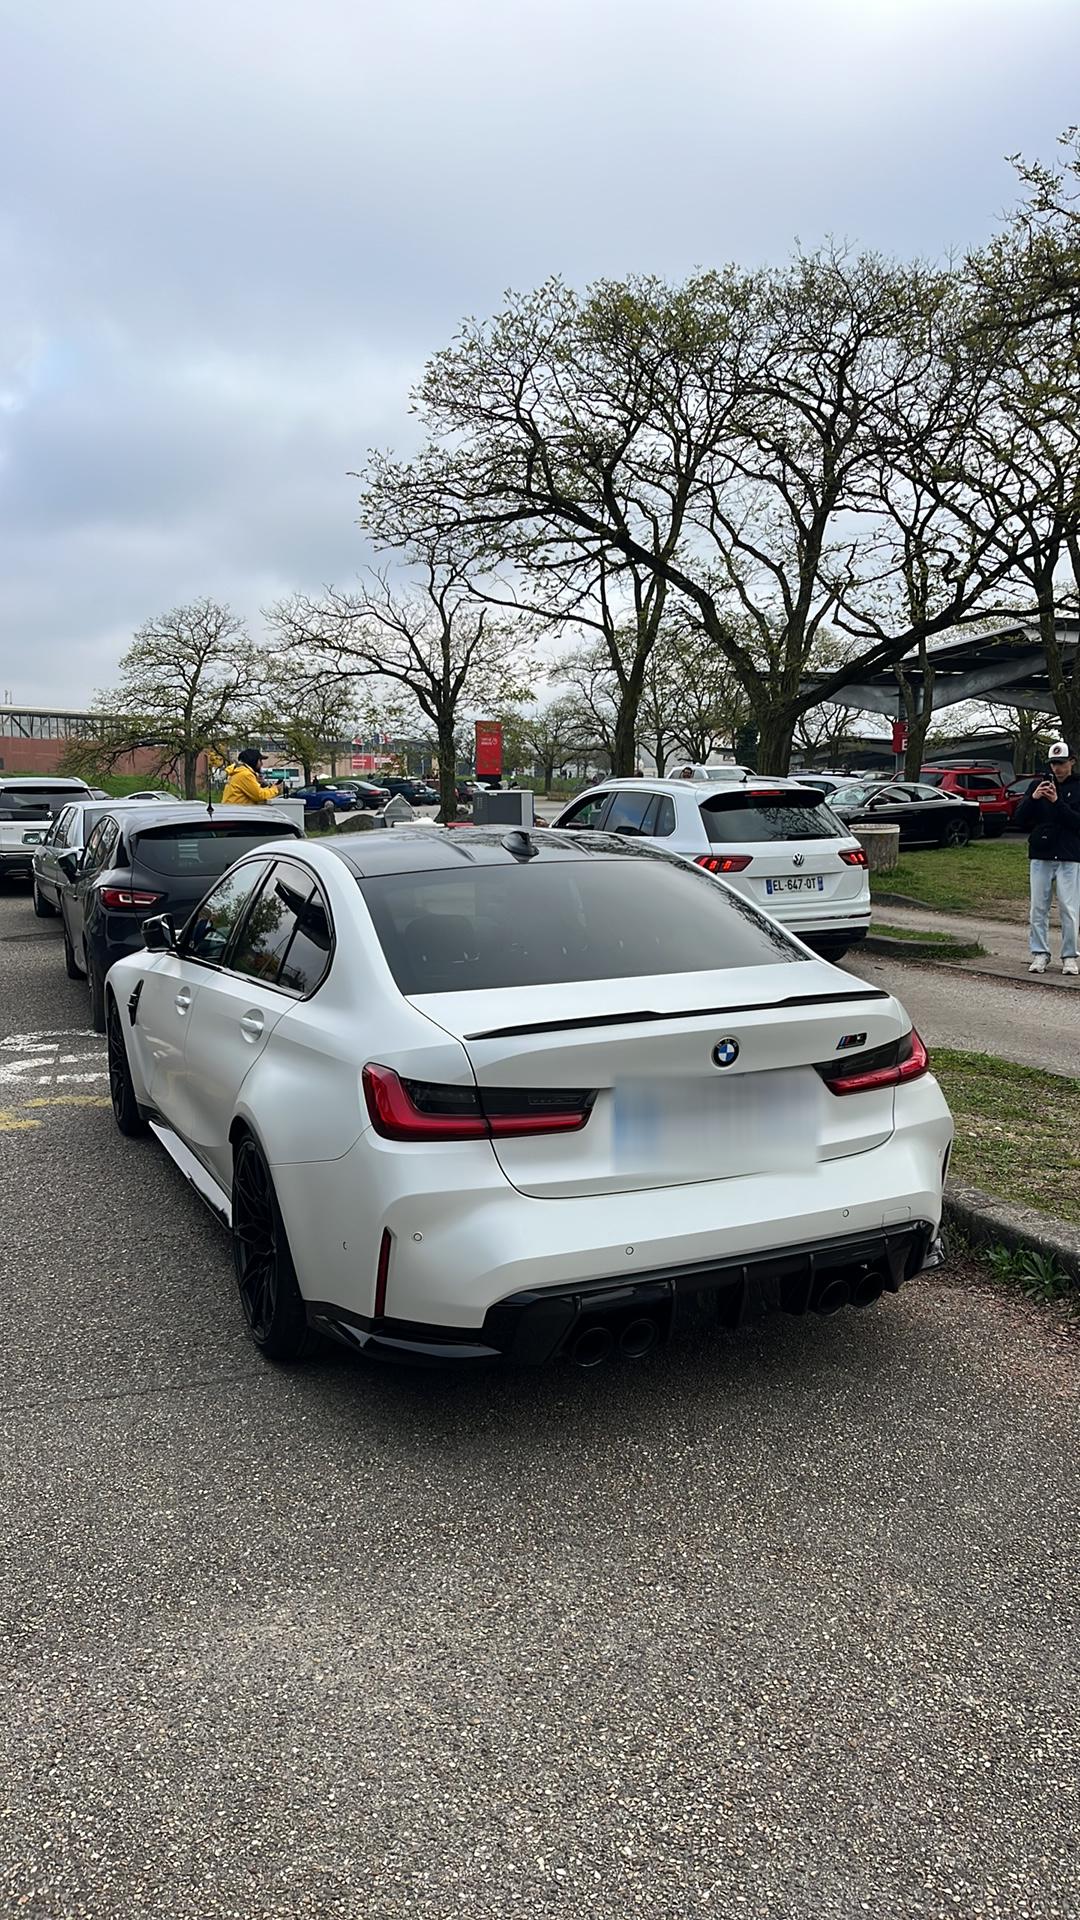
[1029,860,1080,959]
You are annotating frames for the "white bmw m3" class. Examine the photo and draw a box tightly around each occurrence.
[104,827,953,1368]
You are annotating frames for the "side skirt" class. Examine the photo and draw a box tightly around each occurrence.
[148,1119,232,1228]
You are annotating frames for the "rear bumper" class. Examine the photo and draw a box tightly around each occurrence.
[279,1077,953,1361]
[0,848,37,875]
[308,1218,944,1366]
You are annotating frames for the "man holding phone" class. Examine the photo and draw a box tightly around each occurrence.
[1013,739,1080,975]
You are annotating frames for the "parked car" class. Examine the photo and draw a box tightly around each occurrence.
[0,776,92,882]
[57,802,302,1031]
[551,777,871,958]
[382,778,439,806]
[1005,774,1040,825]
[829,781,981,848]
[332,779,390,810]
[32,796,176,918]
[104,827,952,1367]
[291,783,358,813]
[790,774,848,797]
[122,789,182,803]
[919,765,1015,837]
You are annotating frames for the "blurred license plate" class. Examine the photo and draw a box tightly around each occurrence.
[613,1071,817,1177]
[21,830,44,845]
[766,875,824,894]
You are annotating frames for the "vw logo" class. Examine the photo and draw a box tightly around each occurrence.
[793,852,805,867]
[712,1038,740,1068]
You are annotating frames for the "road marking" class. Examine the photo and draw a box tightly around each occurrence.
[0,1094,111,1132]
[0,1028,105,1089]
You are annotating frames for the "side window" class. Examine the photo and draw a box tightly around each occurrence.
[49,808,71,847]
[183,862,270,965]
[650,795,677,837]
[558,792,612,831]
[603,790,655,836]
[229,861,327,993]
[277,883,332,996]
[82,818,115,874]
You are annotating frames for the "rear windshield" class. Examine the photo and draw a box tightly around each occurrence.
[359,854,801,994]
[133,822,298,877]
[0,785,85,820]
[700,790,846,844]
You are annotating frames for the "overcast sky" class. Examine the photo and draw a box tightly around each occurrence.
[2,0,1079,708]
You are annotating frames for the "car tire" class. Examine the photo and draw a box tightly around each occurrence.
[941,820,971,848]
[87,953,107,1033]
[32,879,56,917]
[63,920,84,980]
[231,1133,311,1363]
[106,995,148,1138]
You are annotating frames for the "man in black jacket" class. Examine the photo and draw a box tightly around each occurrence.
[1013,739,1080,975]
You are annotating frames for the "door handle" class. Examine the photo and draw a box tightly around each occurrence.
[240,1010,265,1044]
[175,987,193,1016]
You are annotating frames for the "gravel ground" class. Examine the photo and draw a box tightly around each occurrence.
[845,948,1080,1078]
[1,882,1079,1920]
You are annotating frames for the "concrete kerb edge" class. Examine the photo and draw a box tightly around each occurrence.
[862,933,985,963]
[943,1182,1080,1285]
[869,950,1080,994]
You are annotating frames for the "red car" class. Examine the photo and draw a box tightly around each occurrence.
[919,766,1016,837]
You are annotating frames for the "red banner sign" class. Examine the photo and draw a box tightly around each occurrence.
[891,721,908,754]
[475,720,503,779]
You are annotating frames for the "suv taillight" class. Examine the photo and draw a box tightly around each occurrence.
[816,1029,929,1096]
[362,1065,595,1141]
[99,887,164,910]
[696,854,753,874]
[839,847,868,867]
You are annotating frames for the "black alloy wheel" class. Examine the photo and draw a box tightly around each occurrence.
[941,818,971,848]
[231,1135,310,1362]
[106,996,148,1137]
[32,879,56,918]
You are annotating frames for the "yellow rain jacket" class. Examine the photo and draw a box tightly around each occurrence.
[221,762,279,805]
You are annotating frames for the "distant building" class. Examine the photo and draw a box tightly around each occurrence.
[0,706,201,780]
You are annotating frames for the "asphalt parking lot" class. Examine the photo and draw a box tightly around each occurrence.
[1,883,1078,1920]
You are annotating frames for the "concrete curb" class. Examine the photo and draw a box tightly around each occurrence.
[863,933,984,962]
[865,947,1080,994]
[944,1182,1080,1284]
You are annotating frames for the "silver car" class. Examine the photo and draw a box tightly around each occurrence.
[31,797,159,918]
[551,776,872,958]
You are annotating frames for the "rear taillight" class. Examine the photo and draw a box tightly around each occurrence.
[817,1028,929,1096]
[839,847,869,867]
[696,853,753,874]
[362,1064,594,1141]
[99,887,164,910]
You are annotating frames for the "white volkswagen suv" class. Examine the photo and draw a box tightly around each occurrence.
[552,779,871,959]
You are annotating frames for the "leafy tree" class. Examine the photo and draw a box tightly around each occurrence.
[63,599,254,797]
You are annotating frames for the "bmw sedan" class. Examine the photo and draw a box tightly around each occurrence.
[105,828,952,1370]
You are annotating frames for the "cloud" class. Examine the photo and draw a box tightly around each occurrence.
[2,0,1079,703]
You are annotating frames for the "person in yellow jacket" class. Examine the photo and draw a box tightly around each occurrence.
[221,748,279,805]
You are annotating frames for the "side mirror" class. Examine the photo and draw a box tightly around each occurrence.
[141,914,176,953]
[57,849,82,882]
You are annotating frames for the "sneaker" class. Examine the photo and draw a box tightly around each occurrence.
[1064,958,1079,976]
[1029,955,1049,973]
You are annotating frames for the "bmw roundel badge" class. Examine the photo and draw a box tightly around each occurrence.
[712,1038,740,1068]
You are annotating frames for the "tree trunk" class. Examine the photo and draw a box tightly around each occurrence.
[654,743,668,776]
[613,699,639,778]
[303,759,313,785]
[754,708,795,776]
[542,756,555,794]
[437,719,458,821]
[1039,574,1080,742]
[183,750,199,799]
[899,647,935,782]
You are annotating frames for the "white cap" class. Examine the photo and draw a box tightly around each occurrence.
[1049,739,1074,761]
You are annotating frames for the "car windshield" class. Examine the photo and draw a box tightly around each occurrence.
[359,854,801,995]
[132,822,298,876]
[0,784,85,819]
[830,783,879,806]
[700,790,846,843]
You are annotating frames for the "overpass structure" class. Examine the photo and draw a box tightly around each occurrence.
[805,618,1079,724]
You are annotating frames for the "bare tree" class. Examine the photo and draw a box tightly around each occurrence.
[269,548,531,820]
[251,652,358,785]
[63,599,254,797]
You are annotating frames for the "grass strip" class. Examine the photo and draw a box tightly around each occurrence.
[933,1047,1080,1225]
